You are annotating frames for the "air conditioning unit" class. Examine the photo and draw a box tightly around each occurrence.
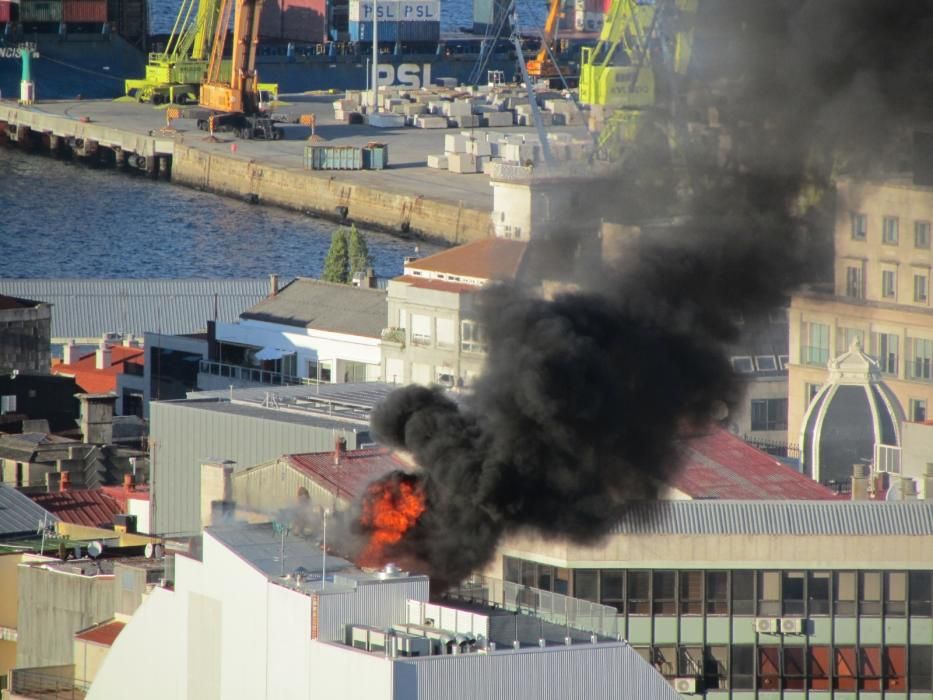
[754,617,778,634]
[780,617,804,634]
[673,677,697,694]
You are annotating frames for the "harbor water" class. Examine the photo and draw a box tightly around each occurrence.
[0,147,440,279]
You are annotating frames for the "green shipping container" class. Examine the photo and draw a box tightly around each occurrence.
[362,143,389,170]
[20,0,62,22]
[304,145,364,171]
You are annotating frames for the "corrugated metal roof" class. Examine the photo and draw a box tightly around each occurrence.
[285,448,410,501]
[240,278,387,337]
[0,279,272,339]
[613,500,933,536]
[0,484,58,537]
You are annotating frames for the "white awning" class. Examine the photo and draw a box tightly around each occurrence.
[254,347,293,361]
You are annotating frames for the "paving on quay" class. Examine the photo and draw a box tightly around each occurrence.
[1,94,561,206]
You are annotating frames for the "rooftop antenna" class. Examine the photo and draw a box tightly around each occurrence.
[321,507,330,590]
[36,514,54,556]
[272,519,291,577]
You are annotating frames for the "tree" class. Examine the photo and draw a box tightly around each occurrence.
[347,224,373,280]
[322,228,350,284]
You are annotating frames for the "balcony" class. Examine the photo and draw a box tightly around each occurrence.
[8,666,89,699]
[380,327,405,347]
[198,360,319,388]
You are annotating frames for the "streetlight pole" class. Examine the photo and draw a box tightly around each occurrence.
[371,0,379,116]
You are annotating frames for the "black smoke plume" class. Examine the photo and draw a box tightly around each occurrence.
[360,0,933,584]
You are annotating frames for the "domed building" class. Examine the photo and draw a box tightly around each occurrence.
[799,339,904,485]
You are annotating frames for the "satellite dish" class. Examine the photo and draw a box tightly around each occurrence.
[145,543,154,558]
[153,544,164,559]
[88,541,103,558]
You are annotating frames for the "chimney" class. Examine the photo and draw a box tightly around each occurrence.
[200,460,235,529]
[62,341,78,365]
[270,274,279,297]
[851,463,870,501]
[123,473,134,497]
[60,471,71,492]
[334,437,347,465]
[77,393,116,445]
[96,344,112,370]
[925,463,933,500]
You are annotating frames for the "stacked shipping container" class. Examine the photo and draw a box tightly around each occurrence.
[347,0,440,43]
[62,0,107,22]
[259,0,327,43]
[0,2,13,23]
[19,0,62,22]
[574,0,606,33]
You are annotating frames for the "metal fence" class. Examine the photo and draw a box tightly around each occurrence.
[198,359,317,387]
[10,666,89,699]
[446,574,619,638]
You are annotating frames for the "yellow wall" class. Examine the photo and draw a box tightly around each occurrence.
[788,292,933,443]
[73,639,111,686]
[0,553,23,682]
[56,523,159,548]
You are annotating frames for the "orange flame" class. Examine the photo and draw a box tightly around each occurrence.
[357,475,426,568]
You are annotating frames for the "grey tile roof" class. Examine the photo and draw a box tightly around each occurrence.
[0,279,273,340]
[0,484,58,538]
[240,278,387,338]
[613,500,933,536]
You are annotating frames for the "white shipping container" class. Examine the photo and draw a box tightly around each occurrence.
[348,0,439,22]
[582,11,604,32]
[574,0,586,30]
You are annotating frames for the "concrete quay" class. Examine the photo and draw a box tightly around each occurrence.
[0,95,526,243]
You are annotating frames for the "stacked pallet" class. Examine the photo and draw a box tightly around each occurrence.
[428,130,594,175]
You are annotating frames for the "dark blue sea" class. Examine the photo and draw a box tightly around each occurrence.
[0,147,439,279]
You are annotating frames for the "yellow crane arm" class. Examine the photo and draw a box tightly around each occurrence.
[527,0,563,78]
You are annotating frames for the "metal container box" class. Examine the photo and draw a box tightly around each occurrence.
[20,0,62,22]
[63,0,106,22]
[362,143,388,170]
[304,145,364,170]
[347,20,398,42]
[260,0,326,42]
[0,1,13,22]
[397,20,439,42]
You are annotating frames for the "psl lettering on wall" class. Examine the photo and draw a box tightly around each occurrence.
[348,0,439,22]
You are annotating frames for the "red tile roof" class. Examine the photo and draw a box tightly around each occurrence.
[393,276,479,294]
[405,239,527,281]
[30,489,124,528]
[75,620,125,647]
[100,484,151,506]
[284,448,411,501]
[672,429,839,500]
[51,345,144,394]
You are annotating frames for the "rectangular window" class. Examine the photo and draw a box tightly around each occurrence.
[910,337,933,380]
[915,273,929,304]
[411,314,432,346]
[732,645,755,690]
[871,332,899,376]
[435,318,455,349]
[909,571,932,615]
[307,360,332,383]
[807,571,831,615]
[520,560,537,588]
[758,646,780,690]
[836,327,865,355]
[859,571,882,615]
[757,571,781,616]
[679,571,703,615]
[851,212,867,240]
[600,570,625,612]
[460,320,486,353]
[573,569,599,603]
[755,355,777,371]
[909,645,932,690]
[678,646,704,677]
[732,571,755,615]
[750,398,788,431]
[537,564,555,591]
[882,269,897,299]
[808,646,831,691]
[802,321,830,366]
[834,571,856,615]
[705,646,729,690]
[845,265,863,298]
[652,571,676,615]
[782,571,805,616]
[835,646,858,691]
[884,571,906,615]
[783,646,806,690]
[806,382,822,403]
[652,646,676,678]
[731,356,754,373]
[0,395,16,414]
[910,398,928,422]
[504,556,521,584]
[706,571,728,615]
[627,571,650,615]
[883,216,899,244]
[917,220,931,248]
[554,568,570,596]
[859,647,883,691]
[883,646,907,691]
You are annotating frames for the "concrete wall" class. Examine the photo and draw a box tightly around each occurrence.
[232,459,349,521]
[15,565,114,668]
[171,145,491,244]
[0,553,22,682]
[0,303,51,375]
